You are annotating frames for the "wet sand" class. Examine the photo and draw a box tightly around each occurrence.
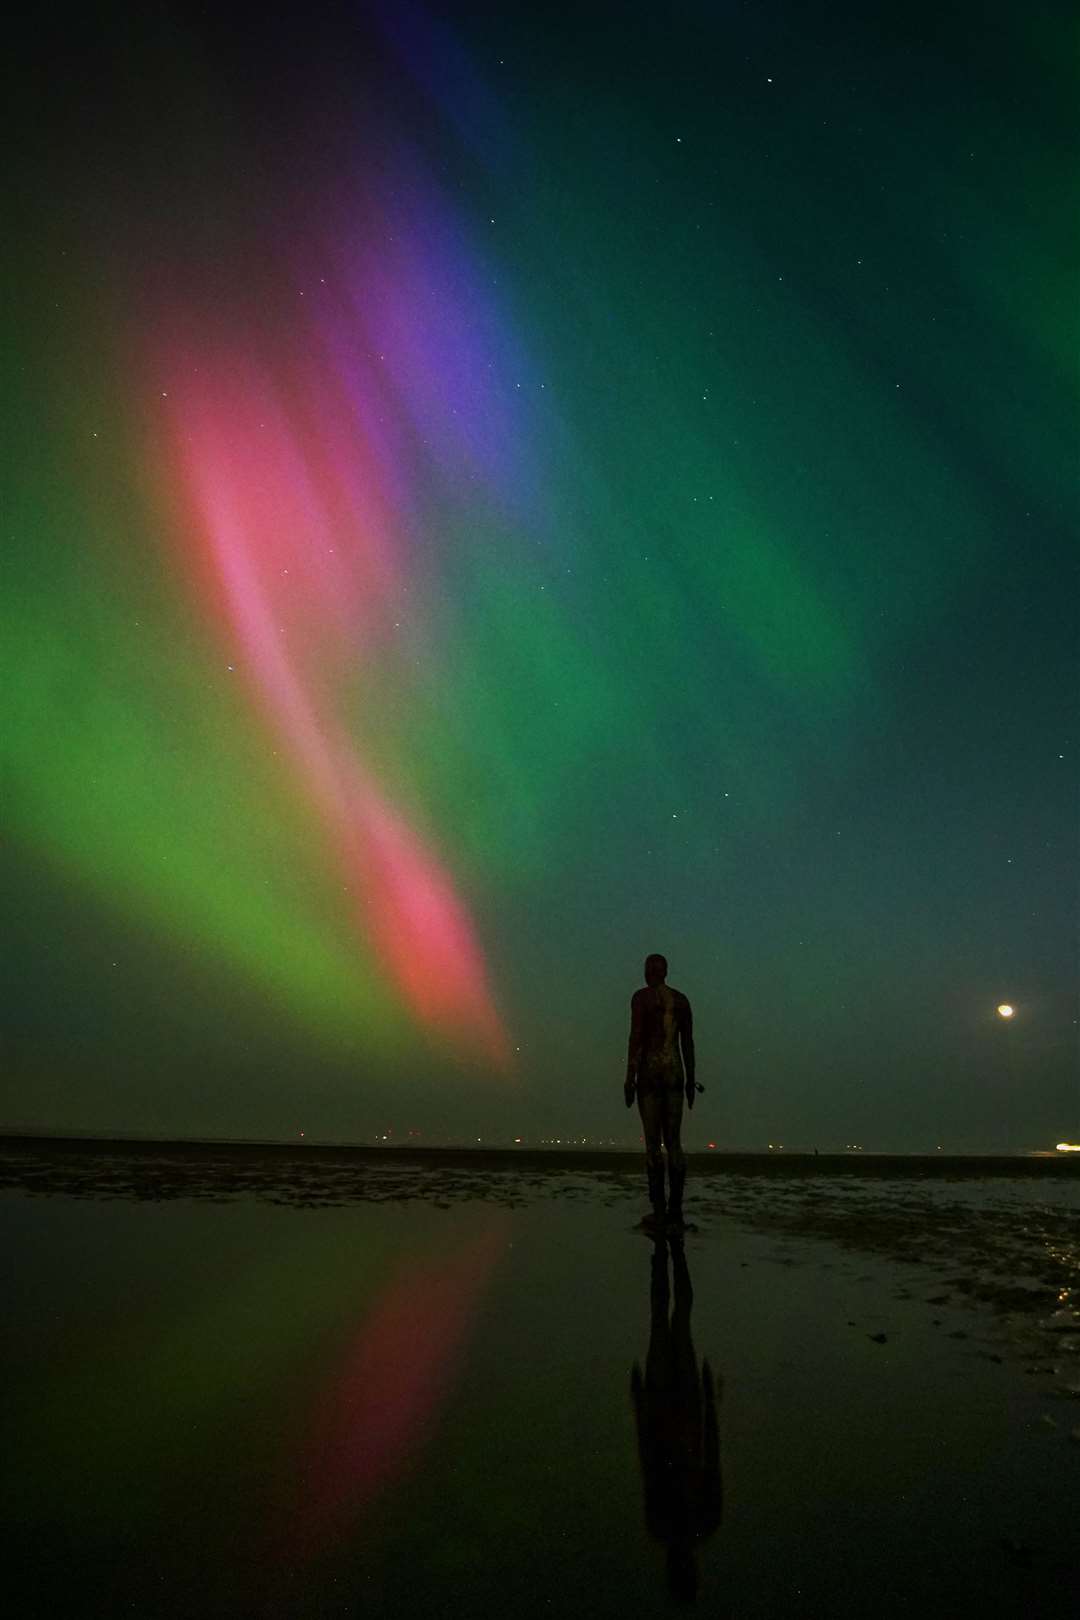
[4,1138,1079,1373]
[3,1137,1079,1327]
[3,1139,1078,1616]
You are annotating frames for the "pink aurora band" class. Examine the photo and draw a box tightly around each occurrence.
[155,254,511,1065]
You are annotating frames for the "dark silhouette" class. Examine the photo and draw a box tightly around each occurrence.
[624,953,698,1226]
[630,1234,722,1603]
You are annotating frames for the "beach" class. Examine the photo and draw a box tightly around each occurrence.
[3,1139,1079,1617]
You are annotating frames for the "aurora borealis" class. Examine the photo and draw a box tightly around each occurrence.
[4,0,1077,1149]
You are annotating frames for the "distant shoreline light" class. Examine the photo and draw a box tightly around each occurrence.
[1056,1142,1080,1153]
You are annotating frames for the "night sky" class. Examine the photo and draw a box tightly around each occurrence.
[4,0,1077,1151]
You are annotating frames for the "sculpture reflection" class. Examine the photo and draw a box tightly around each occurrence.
[630,1234,722,1603]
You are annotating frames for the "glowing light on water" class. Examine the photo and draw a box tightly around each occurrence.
[1056,1142,1080,1153]
[292,1217,508,1558]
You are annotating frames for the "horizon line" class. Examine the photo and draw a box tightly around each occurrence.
[0,1128,1074,1160]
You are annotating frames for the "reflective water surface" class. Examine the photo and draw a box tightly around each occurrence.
[3,1159,1079,1617]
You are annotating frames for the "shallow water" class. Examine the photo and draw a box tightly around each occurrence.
[3,1164,1079,1617]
